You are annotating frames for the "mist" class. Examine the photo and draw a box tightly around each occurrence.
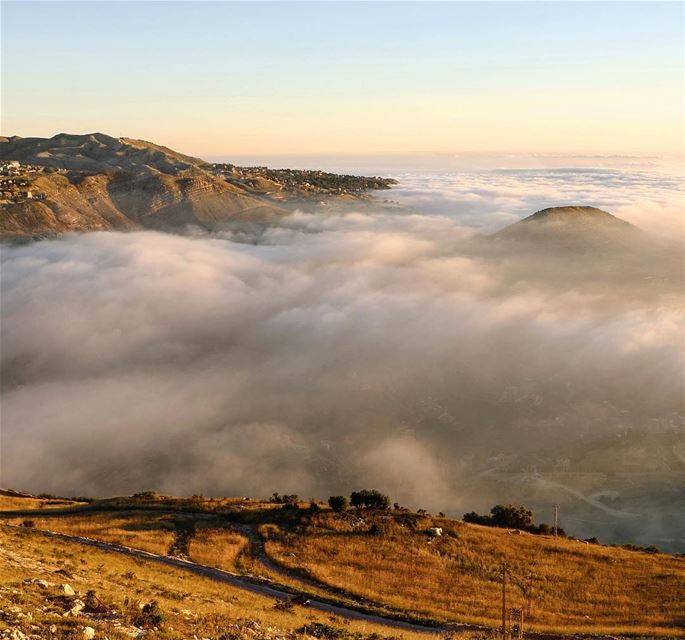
[1,173,683,550]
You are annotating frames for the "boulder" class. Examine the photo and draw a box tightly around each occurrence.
[68,599,86,615]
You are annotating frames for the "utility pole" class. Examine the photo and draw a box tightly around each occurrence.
[525,571,534,621]
[553,504,559,537]
[501,562,508,639]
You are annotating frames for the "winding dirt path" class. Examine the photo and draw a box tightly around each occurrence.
[4,524,445,634]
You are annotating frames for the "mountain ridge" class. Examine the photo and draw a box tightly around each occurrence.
[0,133,395,237]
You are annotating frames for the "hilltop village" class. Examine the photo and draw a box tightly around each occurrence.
[0,134,400,236]
[0,160,52,204]
[211,162,396,200]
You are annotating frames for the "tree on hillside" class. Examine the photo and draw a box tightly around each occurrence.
[269,492,299,505]
[350,489,390,510]
[463,511,492,526]
[328,495,349,512]
[489,504,535,529]
[464,503,543,531]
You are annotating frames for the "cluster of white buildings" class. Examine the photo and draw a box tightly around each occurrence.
[0,161,48,204]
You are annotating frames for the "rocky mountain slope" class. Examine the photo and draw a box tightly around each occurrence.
[0,134,395,237]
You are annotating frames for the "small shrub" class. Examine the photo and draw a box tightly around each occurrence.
[133,600,164,628]
[369,523,390,536]
[21,519,36,528]
[297,623,348,639]
[623,543,661,554]
[270,492,299,505]
[328,495,348,512]
[273,598,294,611]
[132,491,158,501]
[463,511,491,525]
[308,501,321,513]
[350,489,390,510]
[260,524,282,540]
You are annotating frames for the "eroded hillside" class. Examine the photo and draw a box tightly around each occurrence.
[0,134,395,237]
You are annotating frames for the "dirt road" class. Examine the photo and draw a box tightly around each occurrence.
[7,525,446,635]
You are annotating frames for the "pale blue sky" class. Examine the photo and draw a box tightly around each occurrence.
[2,1,683,156]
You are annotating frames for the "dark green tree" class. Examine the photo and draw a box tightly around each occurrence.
[489,504,535,529]
[350,489,390,510]
[328,495,349,512]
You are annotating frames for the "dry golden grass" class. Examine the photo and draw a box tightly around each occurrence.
[187,524,249,571]
[0,495,83,510]
[4,513,176,556]
[4,494,682,636]
[265,512,685,636]
[0,524,462,640]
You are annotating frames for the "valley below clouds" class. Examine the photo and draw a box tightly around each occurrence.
[2,166,684,550]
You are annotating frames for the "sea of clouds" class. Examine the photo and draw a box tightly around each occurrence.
[388,166,684,236]
[2,166,683,546]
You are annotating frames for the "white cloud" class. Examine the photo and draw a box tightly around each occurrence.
[388,168,684,235]
[1,170,683,546]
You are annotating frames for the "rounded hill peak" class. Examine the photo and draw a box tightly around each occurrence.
[493,204,643,248]
[527,206,618,222]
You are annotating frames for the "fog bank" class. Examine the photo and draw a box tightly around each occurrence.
[2,182,684,549]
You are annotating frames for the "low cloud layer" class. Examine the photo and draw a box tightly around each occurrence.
[2,169,684,548]
[389,167,684,236]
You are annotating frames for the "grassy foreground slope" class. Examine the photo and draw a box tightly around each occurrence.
[0,525,438,640]
[265,511,685,635]
[1,492,684,638]
[0,491,85,511]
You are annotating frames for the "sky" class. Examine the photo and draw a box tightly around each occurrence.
[1,1,683,158]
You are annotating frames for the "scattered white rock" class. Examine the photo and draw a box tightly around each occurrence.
[82,627,96,640]
[68,599,86,615]
[23,578,53,589]
[427,527,443,537]
[60,583,76,596]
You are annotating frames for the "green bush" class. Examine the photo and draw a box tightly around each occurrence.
[133,600,164,628]
[297,623,348,639]
[350,489,390,510]
[328,495,348,512]
[490,504,534,529]
[269,492,299,505]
